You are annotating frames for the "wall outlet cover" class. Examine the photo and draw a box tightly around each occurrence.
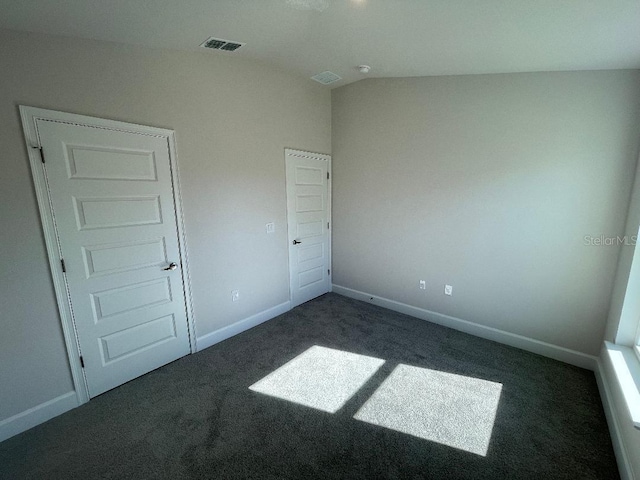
[232,290,240,302]
[444,285,453,296]
[419,280,426,290]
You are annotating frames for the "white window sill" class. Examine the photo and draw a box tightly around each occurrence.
[604,341,640,429]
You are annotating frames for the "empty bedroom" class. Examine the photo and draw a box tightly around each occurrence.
[0,1,639,479]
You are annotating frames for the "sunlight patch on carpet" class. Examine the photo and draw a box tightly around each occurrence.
[249,345,385,413]
[354,364,502,456]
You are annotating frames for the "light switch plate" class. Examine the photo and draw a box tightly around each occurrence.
[266,222,275,234]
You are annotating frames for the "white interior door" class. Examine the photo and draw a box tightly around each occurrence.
[34,116,192,398]
[286,149,331,308]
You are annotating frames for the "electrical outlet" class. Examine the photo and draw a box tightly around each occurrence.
[419,280,426,290]
[266,222,275,234]
[444,284,453,296]
[232,290,240,302]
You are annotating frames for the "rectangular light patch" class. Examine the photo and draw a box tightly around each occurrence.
[354,364,502,456]
[249,346,384,413]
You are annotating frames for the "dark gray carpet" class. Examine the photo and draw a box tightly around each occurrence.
[0,293,618,479]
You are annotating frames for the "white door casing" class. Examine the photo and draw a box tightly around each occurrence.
[20,107,196,402]
[285,149,331,308]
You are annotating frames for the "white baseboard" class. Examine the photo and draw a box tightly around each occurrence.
[332,285,597,371]
[0,301,292,444]
[196,301,291,351]
[0,391,79,443]
[595,358,635,480]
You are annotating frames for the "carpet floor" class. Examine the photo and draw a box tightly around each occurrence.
[0,293,618,479]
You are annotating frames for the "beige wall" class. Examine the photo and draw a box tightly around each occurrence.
[332,72,640,356]
[604,155,640,345]
[0,29,330,421]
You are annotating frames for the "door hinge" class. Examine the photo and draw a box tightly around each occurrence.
[61,258,66,273]
[80,356,85,368]
[34,146,45,163]
[328,269,331,275]
[327,172,330,179]
[327,222,330,229]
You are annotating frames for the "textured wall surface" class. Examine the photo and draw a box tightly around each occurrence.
[332,72,640,356]
[0,29,331,421]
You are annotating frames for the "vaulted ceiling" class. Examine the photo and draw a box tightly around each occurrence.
[2,0,639,87]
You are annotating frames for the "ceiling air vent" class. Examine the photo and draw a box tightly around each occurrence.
[311,71,342,85]
[200,37,245,52]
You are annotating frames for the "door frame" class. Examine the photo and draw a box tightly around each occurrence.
[19,106,197,405]
[284,148,332,307]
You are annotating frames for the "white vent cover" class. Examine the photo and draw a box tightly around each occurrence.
[311,71,342,85]
[200,37,245,52]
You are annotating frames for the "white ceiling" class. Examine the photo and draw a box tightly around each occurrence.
[2,0,639,87]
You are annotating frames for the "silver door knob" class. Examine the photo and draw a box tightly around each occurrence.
[293,239,302,245]
[163,262,178,271]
